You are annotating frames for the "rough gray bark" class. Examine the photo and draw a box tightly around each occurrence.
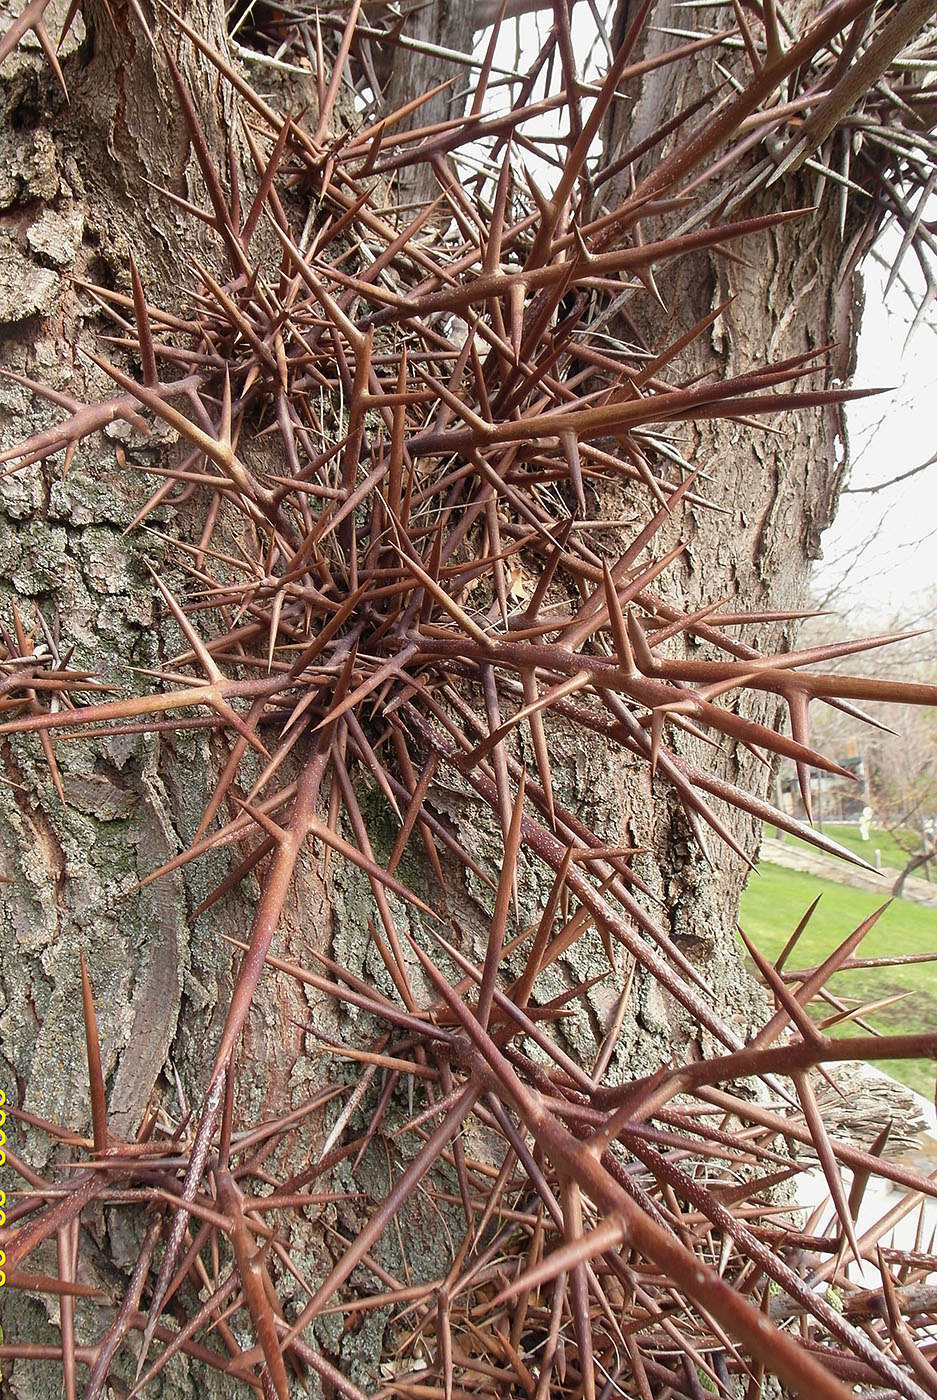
[0,1,866,1394]
[0,0,246,1134]
[0,7,337,1390]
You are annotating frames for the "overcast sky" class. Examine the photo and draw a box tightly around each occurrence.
[812,232,937,623]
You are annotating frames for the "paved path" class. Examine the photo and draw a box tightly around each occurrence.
[758,836,937,908]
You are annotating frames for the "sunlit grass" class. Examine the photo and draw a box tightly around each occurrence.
[740,861,937,1096]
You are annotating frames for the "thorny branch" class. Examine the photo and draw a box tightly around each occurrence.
[2,0,937,1398]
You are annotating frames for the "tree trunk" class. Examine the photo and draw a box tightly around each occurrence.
[0,1,918,1396]
[0,7,339,1389]
[381,0,480,208]
[0,0,271,1132]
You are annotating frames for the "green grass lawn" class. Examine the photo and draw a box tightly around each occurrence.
[739,861,937,1097]
[766,822,934,881]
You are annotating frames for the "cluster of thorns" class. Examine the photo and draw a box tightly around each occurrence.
[3,0,937,1397]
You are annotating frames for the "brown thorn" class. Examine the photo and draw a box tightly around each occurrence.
[79,953,109,1155]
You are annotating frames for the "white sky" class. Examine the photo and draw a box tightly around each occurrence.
[813,230,937,621]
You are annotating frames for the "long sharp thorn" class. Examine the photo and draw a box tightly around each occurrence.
[560,429,587,514]
[603,561,635,674]
[79,953,108,1155]
[477,770,526,1031]
[128,253,158,387]
[774,896,822,974]
[57,1221,77,1400]
[521,671,555,831]
[216,1169,290,1400]
[793,1070,863,1269]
